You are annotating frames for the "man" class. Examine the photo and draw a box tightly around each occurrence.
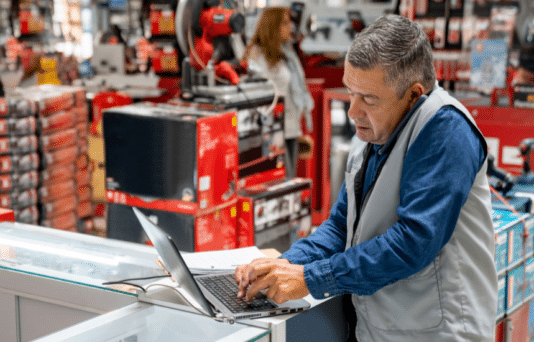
[235,14,497,341]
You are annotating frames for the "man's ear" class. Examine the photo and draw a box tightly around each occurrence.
[408,82,425,104]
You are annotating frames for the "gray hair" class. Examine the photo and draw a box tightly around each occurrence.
[346,14,436,98]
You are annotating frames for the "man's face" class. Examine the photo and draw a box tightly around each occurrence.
[342,61,415,145]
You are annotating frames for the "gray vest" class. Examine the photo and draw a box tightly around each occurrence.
[345,85,497,341]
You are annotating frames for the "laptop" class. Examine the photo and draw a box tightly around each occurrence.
[132,207,311,321]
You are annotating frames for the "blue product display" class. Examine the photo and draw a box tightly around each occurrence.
[508,264,525,311]
[526,256,534,301]
[526,216,534,256]
[492,195,532,213]
[493,209,530,267]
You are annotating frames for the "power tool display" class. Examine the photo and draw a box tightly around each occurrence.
[175,0,276,105]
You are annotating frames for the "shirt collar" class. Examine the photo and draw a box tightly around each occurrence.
[374,94,428,155]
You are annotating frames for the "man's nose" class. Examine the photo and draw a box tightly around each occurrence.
[347,96,365,120]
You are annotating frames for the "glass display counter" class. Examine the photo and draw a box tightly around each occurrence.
[0,221,165,342]
[34,302,271,342]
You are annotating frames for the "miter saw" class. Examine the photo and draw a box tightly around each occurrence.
[175,0,276,106]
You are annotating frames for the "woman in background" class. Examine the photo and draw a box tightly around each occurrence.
[241,7,314,179]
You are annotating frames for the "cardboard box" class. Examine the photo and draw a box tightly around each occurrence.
[237,178,312,250]
[493,209,529,267]
[104,103,238,210]
[508,264,524,311]
[525,256,534,301]
[149,4,176,36]
[106,198,237,252]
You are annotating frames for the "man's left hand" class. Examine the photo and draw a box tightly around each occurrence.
[235,258,310,304]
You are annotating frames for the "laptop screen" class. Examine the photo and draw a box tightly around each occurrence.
[132,207,215,317]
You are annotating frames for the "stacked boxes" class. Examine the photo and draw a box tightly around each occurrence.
[13,85,92,232]
[0,97,39,224]
[236,178,312,252]
[104,102,239,252]
[492,208,534,320]
[236,102,286,187]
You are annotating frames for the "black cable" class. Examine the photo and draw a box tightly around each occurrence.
[101,274,170,289]
[102,281,148,293]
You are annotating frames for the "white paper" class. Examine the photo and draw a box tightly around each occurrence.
[181,246,266,274]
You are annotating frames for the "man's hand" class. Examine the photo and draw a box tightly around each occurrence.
[234,258,310,304]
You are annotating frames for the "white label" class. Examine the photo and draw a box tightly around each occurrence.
[485,137,499,165]
[502,146,523,165]
[509,231,514,263]
[148,215,158,225]
[496,233,507,245]
[199,176,210,191]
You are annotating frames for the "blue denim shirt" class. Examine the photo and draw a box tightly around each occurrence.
[281,105,485,299]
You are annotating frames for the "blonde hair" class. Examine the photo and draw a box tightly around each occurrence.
[241,7,289,68]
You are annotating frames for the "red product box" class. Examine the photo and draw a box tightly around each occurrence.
[149,6,176,36]
[0,116,37,136]
[39,109,76,135]
[237,178,312,249]
[39,179,76,202]
[0,208,14,222]
[15,205,39,224]
[77,185,92,203]
[33,91,75,116]
[0,99,8,117]
[19,9,44,35]
[40,194,78,220]
[104,103,238,210]
[40,128,77,152]
[0,135,38,155]
[77,200,93,219]
[0,152,39,174]
[150,44,179,74]
[41,145,78,168]
[41,210,77,231]
[106,191,237,252]
[40,163,76,185]
[0,188,38,208]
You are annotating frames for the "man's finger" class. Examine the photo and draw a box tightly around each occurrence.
[245,274,273,301]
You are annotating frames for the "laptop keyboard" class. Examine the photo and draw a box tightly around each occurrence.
[197,274,277,313]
